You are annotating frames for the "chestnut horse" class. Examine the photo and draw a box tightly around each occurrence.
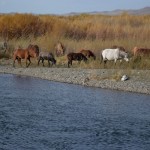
[67,52,88,68]
[13,44,39,67]
[132,47,150,57]
[80,49,96,60]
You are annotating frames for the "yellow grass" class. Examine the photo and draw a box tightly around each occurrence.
[0,13,150,69]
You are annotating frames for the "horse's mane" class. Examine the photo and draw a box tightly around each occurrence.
[28,44,39,54]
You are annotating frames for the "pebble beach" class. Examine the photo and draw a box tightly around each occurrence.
[0,63,150,94]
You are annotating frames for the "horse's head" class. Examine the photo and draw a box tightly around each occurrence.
[123,51,129,62]
[50,56,56,65]
[124,57,129,62]
[48,52,56,65]
[28,44,39,58]
[53,58,56,65]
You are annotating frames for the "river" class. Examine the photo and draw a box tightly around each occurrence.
[0,74,150,150]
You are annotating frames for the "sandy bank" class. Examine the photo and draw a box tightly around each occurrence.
[0,65,150,94]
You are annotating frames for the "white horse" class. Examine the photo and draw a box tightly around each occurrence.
[101,48,129,64]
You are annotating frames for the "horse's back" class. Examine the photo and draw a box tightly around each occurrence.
[39,51,54,58]
[111,45,126,51]
[67,52,74,58]
[80,49,88,55]
[102,48,119,60]
[13,48,29,59]
[39,51,48,57]
[80,49,96,59]
[80,49,92,55]
[28,44,39,51]
[133,47,150,56]
[67,52,87,61]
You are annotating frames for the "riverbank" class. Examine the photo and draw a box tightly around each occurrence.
[0,63,150,94]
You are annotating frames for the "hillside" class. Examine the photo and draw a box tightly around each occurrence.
[67,7,150,16]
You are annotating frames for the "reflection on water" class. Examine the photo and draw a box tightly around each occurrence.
[0,74,150,150]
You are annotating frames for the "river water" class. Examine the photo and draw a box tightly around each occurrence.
[0,74,150,150]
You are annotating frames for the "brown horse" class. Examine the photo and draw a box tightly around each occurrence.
[67,52,88,68]
[13,44,39,67]
[111,45,126,52]
[80,49,96,60]
[55,42,65,57]
[132,47,150,57]
[28,44,39,57]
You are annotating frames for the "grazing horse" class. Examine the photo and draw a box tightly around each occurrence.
[13,45,39,67]
[38,52,56,67]
[67,52,88,68]
[80,49,96,60]
[132,47,150,57]
[55,42,65,57]
[101,48,129,64]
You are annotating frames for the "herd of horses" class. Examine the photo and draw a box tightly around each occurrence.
[12,43,150,68]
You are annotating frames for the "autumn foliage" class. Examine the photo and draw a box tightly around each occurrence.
[0,13,150,41]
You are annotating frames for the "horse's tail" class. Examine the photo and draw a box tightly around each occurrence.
[100,51,103,64]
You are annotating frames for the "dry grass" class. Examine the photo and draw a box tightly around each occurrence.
[0,13,150,69]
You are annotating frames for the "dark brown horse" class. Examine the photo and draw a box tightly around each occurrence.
[80,49,96,60]
[13,44,39,67]
[67,52,88,68]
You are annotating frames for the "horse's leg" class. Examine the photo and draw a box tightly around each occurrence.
[13,55,18,67]
[103,60,107,68]
[26,57,31,67]
[70,60,72,66]
[68,60,71,68]
[68,61,70,68]
[13,58,16,67]
[17,58,22,67]
[42,58,44,66]
[38,58,40,66]
[113,59,117,69]
[28,57,31,67]
[114,59,117,65]
[25,58,28,67]
[48,59,50,67]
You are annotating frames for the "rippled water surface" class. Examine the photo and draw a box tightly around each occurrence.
[0,74,150,150]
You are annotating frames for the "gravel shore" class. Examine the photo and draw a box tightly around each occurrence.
[0,64,150,94]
